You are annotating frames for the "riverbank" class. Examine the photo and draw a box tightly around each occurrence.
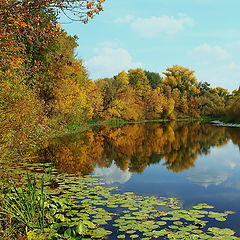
[220,117,240,124]
[211,120,240,128]
[64,117,212,135]
[1,116,232,161]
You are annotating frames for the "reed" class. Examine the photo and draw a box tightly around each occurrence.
[0,174,46,230]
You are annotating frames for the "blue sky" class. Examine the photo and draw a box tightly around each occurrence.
[61,0,240,91]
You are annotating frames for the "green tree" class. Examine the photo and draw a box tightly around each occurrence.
[144,70,163,89]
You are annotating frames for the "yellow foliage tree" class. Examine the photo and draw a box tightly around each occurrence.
[0,70,47,155]
[103,87,143,121]
[163,65,198,94]
[226,96,240,119]
[128,68,151,97]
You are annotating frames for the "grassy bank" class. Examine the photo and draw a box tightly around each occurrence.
[65,118,128,133]
[219,117,240,124]
[64,117,213,134]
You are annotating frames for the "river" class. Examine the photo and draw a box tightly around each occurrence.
[2,121,240,238]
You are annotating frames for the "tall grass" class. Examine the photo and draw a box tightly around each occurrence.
[0,174,46,230]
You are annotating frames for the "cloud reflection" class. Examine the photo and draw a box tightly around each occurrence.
[187,170,229,188]
[94,163,132,184]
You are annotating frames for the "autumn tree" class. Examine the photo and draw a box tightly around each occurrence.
[128,68,151,97]
[225,96,240,119]
[0,0,55,153]
[103,87,143,121]
[212,87,229,99]
[0,0,106,155]
[232,87,240,96]
[96,78,118,111]
[198,82,211,96]
[163,65,199,95]
[114,70,129,89]
[86,81,104,119]
[161,65,202,117]
[97,71,143,121]
[1,0,106,23]
[144,87,175,119]
[0,69,47,155]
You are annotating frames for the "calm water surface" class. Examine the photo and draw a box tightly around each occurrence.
[38,122,240,233]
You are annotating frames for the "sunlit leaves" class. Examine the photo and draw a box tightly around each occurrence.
[163,65,198,92]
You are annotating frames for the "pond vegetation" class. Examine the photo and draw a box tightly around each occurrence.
[1,122,240,239]
[1,161,240,239]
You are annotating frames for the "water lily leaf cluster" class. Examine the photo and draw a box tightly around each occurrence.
[0,162,240,240]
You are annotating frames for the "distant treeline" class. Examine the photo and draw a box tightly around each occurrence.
[95,68,240,121]
[0,0,239,153]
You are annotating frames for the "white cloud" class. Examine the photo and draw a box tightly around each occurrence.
[114,14,134,24]
[114,14,194,37]
[192,61,240,91]
[99,40,120,48]
[189,44,230,63]
[211,63,240,90]
[131,14,194,37]
[226,40,240,49]
[86,43,142,79]
[188,44,240,91]
[94,163,132,184]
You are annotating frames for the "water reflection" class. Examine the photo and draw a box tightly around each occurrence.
[5,121,239,234]
[187,169,230,188]
[37,122,240,179]
[94,163,132,184]
[186,141,240,188]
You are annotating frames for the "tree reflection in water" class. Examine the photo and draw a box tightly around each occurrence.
[37,122,240,175]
